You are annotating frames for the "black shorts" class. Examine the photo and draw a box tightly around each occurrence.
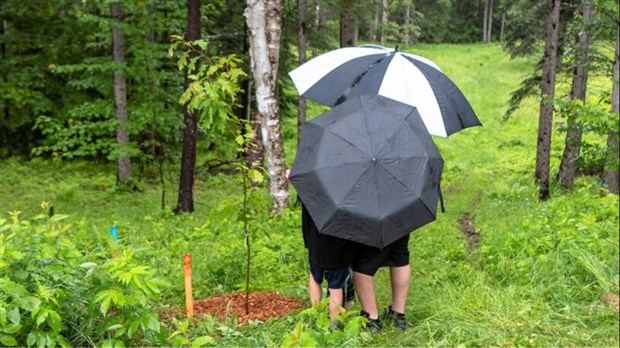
[352,234,410,276]
[327,277,356,303]
[309,260,352,290]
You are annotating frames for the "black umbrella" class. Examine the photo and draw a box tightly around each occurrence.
[289,95,444,249]
[289,45,481,137]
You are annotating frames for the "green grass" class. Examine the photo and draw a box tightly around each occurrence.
[1,43,618,347]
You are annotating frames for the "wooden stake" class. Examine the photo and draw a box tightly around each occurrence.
[183,253,194,317]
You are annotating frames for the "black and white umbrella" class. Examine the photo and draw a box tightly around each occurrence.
[289,45,481,137]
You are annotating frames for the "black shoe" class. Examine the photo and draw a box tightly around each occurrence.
[360,310,383,330]
[384,306,407,330]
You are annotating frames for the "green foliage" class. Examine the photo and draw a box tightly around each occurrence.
[169,37,247,134]
[281,301,371,347]
[555,96,619,174]
[26,0,185,164]
[0,203,170,347]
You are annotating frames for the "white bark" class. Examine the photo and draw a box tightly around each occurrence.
[245,0,289,212]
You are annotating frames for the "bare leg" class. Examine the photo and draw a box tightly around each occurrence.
[353,271,378,319]
[308,273,322,307]
[389,265,410,313]
[327,288,343,321]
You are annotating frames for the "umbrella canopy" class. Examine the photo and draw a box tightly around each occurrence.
[289,95,444,249]
[289,44,481,137]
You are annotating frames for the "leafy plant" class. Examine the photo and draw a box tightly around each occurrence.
[0,203,172,347]
[281,300,371,347]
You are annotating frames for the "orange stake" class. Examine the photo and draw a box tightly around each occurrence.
[183,253,194,317]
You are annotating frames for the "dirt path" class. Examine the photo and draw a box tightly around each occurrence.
[458,212,480,253]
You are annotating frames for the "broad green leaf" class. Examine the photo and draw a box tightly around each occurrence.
[27,332,36,347]
[2,323,22,335]
[47,310,61,333]
[79,262,98,269]
[7,307,20,325]
[14,296,41,311]
[247,169,264,184]
[191,335,215,347]
[145,315,161,332]
[0,334,17,347]
[35,308,49,327]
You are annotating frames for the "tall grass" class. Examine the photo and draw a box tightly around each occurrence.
[1,43,618,347]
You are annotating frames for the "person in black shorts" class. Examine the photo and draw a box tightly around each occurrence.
[302,205,356,322]
[353,234,410,330]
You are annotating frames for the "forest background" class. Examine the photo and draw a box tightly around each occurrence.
[1,0,619,347]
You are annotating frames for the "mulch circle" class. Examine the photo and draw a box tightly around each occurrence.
[193,291,306,324]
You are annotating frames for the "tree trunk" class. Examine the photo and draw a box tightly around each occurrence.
[403,0,411,47]
[312,0,320,57]
[535,0,561,200]
[380,0,388,46]
[483,0,489,42]
[602,23,619,194]
[111,2,131,185]
[175,0,201,214]
[557,1,593,189]
[245,0,289,213]
[483,0,493,43]
[297,0,307,147]
[487,0,493,42]
[146,3,157,159]
[500,11,506,42]
[368,1,379,42]
[340,0,357,47]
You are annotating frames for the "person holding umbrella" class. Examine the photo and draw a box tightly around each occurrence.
[353,236,410,330]
[302,204,356,324]
[286,169,356,325]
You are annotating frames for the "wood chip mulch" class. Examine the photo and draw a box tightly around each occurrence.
[193,291,306,323]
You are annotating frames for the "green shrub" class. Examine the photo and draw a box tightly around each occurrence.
[0,203,171,347]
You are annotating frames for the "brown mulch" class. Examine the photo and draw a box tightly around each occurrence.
[458,213,480,253]
[192,291,306,323]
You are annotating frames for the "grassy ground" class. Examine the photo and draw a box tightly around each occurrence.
[1,43,618,346]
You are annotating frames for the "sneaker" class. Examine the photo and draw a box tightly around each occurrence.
[360,310,383,330]
[384,306,407,330]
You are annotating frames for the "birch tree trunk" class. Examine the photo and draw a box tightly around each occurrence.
[602,23,619,194]
[175,0,201,213]
[245,0,289,213]
[557,1,593,189]
[535,0,561,200]
[111,2,131,185]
